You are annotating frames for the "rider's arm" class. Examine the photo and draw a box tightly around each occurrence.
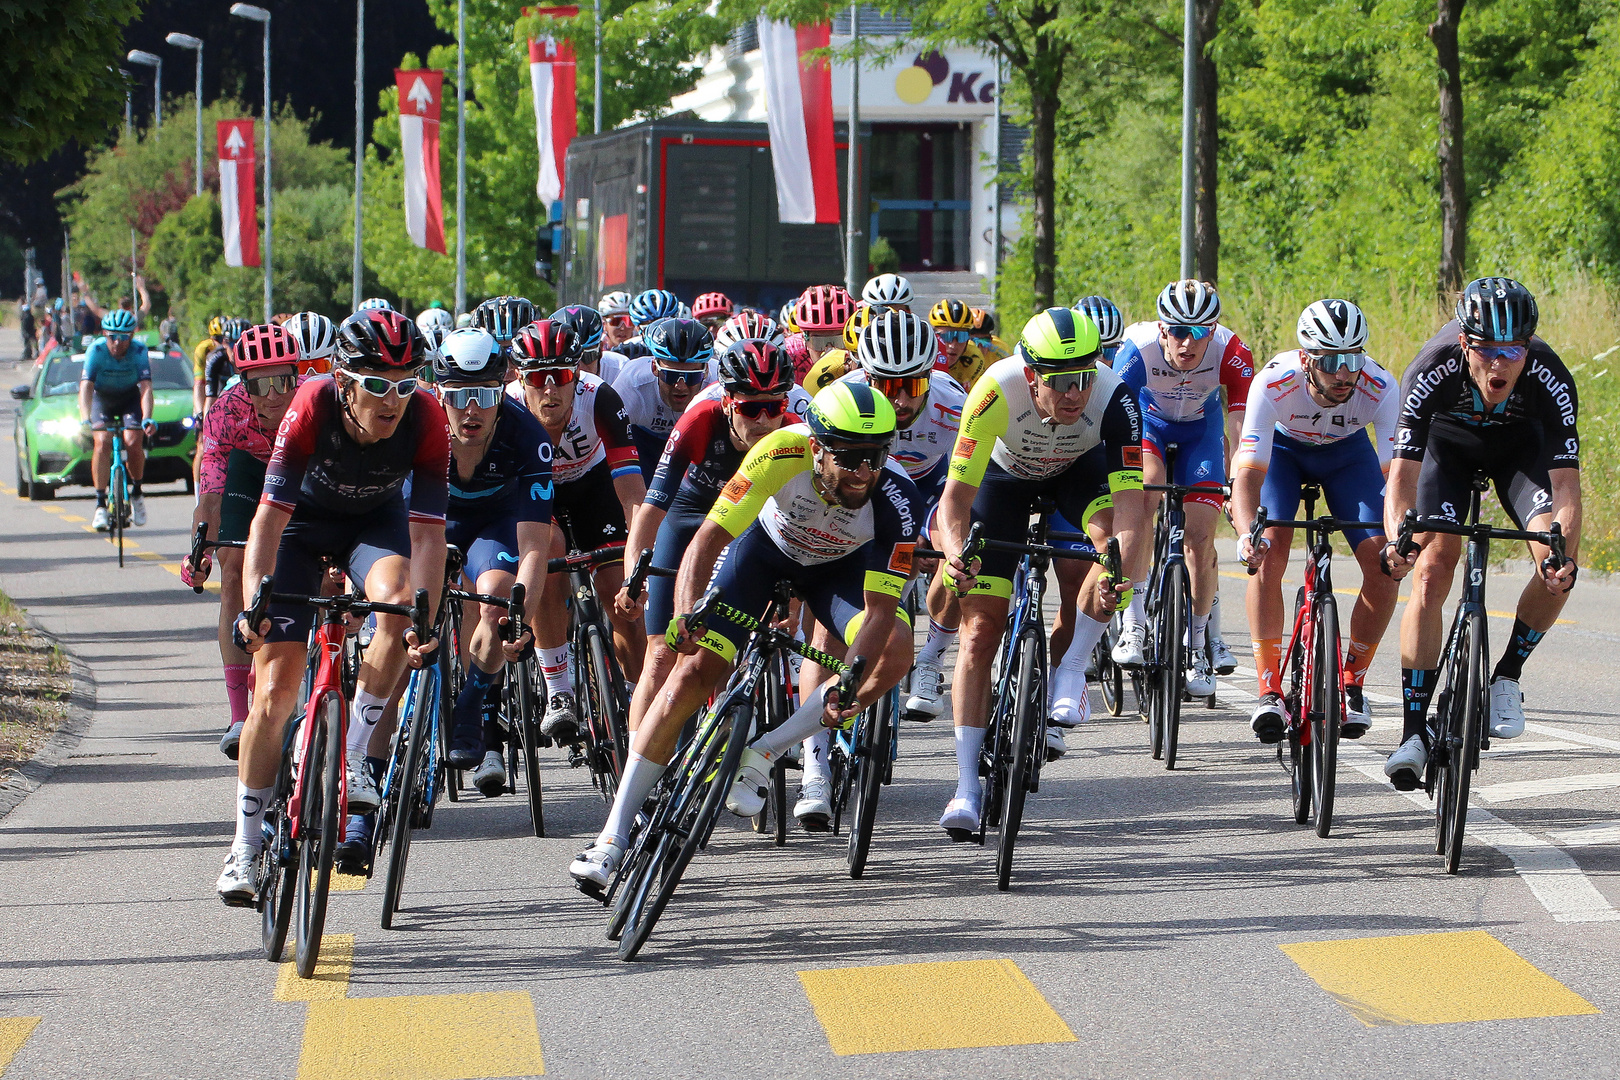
[1219,337,1256,471]
[938,372,1010,576]
[1370,365,1401,472]
[673,518,737,618]
[139,380,154,427]
[405,392,453,619]
[1384,457,1420,542]
[594,382,646,526]
[77,379,93,424]
[241,501,292,605]
[1230,374,1277,533]
[514,520,550,629]
[1098,381,1149,583]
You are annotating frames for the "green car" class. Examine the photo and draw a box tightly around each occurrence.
[11,342,198,500]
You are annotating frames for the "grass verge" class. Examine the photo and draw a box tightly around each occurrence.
[0,590,71,781]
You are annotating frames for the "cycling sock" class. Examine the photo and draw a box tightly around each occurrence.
[347,689,390,757]
[598,752,666,849]
[538,645,572,698]
[1493,619,1545,683]
[482,719,503,752]
[801,729,831,784]
[750,682,832,758]
[233,782,274,850]
[1401,668,1440,742]
[95,490,107,507]
[131,480,142,496]
[481,669,505,714]
[1189,613,1209,651]
[1122,591,1145,633]
[223,664,251,726]
[952,726,986,801]
[916,619,958,667]
[1253,638,1282,697]
[1343,637,1377,687]
[1061,613,1109,674]
[455,665,497,734]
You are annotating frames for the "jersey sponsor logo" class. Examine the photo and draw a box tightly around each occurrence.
[1402,356,1457,414]
[766,445,806,460]
[952,436,978,459]
[888,541,914,576]
[720,474,752,503]
[1528,359,1578,428]
[1122,444,1143,468]
[536,440,554,463]
[497,551,520,564]
[970,393,998,419]
[529,480,553,502]
[880,475,915,536]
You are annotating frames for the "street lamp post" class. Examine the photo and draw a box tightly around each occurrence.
[843,4,861,297]
[455,0,467,316]
[231,3,273,322]
[126,50,162,128]
[353,0,365,311]
[165,34,205,196]
[1178,0,1196,279]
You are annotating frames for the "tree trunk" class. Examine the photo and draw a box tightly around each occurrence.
[1193,0,1221,284]
[1028,82,1058,312]
[1429,0,1467,301]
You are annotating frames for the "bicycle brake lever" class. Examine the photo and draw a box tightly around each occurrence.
[625,548,654,602]
[411,588,432,649]
[1245,508,1268,577]
[507,582,527,644]
[833,656,869,717]
[187,522,208,592]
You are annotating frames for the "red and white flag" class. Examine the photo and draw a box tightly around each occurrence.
[757,19,839,225]
[527,6,578,206]
[217,119,259,268]
[396,69,447,254]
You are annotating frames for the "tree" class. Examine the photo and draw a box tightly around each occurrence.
[1193,0,1221,283]
[1,0,142,166]
[1430,0,1467,301]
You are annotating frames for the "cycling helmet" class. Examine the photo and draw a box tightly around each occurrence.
[474,296,537,344]
[357,297,395,312]
[336,309,426,371]
[1073,296,1125,347]
[1296,299,1369,352]
[1456,277,1538,342]
[862,273,913,311]
[645,317,714,366]
[795,284,857,332]
[416,307,454,336]
[971,308,996,336]
[676,302,693,319]
[805,381,897,446]
[223,317,250,344]
[456,312,475,328]
[418,321,451,360]
[101,309,137,335]
[549,305,604,350]
[1156,279,1221,326]
[778,301,800,333]
[598,290,632,317]
[927,298,975,331]
[629,289,682,327]
[715,311,784,352]
[716,339,794,396]
[859,309,938,378]
[433,328,506,384]
[1017,307,1102,370]
[511,320,580,368]
[692,291,734,323]
[842,303,875,351]
[232,323,301,371]
[284,311,337,361]
[208,315,228,338]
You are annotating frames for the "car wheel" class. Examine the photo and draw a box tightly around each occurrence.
[14,444,30,500]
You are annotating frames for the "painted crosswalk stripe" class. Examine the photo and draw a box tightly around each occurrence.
[1479,741,1578,757]
[1280,930,1598,1026]
[1474,773,1620,804]
[0,1018,42,1074]
[1526,721,1620,754]
[798,959,1075,1055]
[1550,820,1620,848]
[275,934,353,1002]
[296,991,545,1080]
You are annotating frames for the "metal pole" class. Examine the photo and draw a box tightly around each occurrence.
[124,78,133,137]
[153,64,162,128]
[593,0,603,133]
[843,4,861,296]
[991,53,1002,310]
[262,19,273,321]
[131,228,139,323]
[193,51,203,193]
[1178,0,1196,280]
[455,0,467,315]
[353,0,365,310]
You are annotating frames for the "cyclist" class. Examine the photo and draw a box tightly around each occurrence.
[217,310,449,903]
[570,382,923,888]
[508,320,647,742]
[474,295,537,350]
[1231,299,1401,741]
[202,318,250,416]
[1109,280,1253,698]
[629,289,683,334]
[612,316,716,480]
[192,315,229,416]
[862,273,913,314]
[803,303,873,391]
[183,323,307,759]
[934,308,1146,835]
[283,311,338,376]
[692,291,734,331]
[931,298,993,389]
[795,284,857,361]
[598,291,635,347]
[969,308,1012,361]
[79,309,156,530]
[552,303,627,385]
[714,309,786,354]
[1381,277,1581,787]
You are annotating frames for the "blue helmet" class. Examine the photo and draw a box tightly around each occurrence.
[645,317,714,366]
[101,309,137,335]
[1072,295,1124,347]
[549,305,604,351]
[629,289,682,327]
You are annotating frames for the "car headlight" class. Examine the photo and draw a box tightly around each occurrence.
[181,415,196,429]
[40,417,83,438]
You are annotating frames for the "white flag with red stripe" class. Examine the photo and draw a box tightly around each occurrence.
[757,19,840,225]
[396,70,447,254]
[217,119,259,268]
[527,6,578,205]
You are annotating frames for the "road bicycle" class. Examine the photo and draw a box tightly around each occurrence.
[1092,616,1127,716]
[103,425,147,567]
[1245,485,1381,838]
[1389,481,1567,873]
[549,542,636,801]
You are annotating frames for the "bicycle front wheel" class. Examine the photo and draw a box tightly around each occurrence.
[1159,563,1189,770]
[1311,596,1343,838]
[1096,629,1123,717]
[847,691,895,879]
[382,667,435,929]
[111,467,126,568]
[294,691,343,977]
[586,621,631,781]
[508,655,545,837]
[996,632,1044,892]
[1439,609,1486,873]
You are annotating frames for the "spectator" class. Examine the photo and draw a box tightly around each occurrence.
[18,298,38,362]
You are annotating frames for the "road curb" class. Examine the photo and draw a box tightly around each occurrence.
[0,614,98,822]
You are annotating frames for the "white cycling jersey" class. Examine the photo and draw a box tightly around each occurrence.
[839,368,966,486]
[506,371,639,484]
[592,348,627,387]
[612,356,714,445]
[1235,351,1400,469]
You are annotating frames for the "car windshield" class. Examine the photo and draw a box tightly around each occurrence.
[150,353,191,391]
[40,350,191,396]
[41,356,85,397]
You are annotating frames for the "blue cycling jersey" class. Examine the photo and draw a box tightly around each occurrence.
[81,337,152,395]
[446,398,555,526]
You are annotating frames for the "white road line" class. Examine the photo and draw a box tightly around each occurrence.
[1549,821,1620,848]
[1474,773,1620,804]
[1525,721,1620,754]
[1226,664,1400,705]
[1478,741,1578,757]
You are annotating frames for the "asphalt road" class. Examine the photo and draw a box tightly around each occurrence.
[1,337,1617,1080]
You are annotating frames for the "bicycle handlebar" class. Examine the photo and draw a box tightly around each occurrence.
[1142,481,1232,498]
[547,544,626,575]
[1385,509,1569,578]
[623,548,677,601]
[832,656,868,714]
[185,522,247,593]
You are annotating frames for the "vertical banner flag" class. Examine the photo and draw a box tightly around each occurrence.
[217,119,259,268]
[757,19,840,225]
[527,7,579,205]
[396,69,447,254]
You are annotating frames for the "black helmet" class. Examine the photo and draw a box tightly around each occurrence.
[550,305,604,351]
[1456,277,1538,343]
[645,317,714,366]
[432,328,506,384]
[336,309,426,371]
[473,295,537,344]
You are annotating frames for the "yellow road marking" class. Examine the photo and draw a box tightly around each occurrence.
[296,991,545,1080]
[59,514,86,522]
[1280,930,1598,1026]
[798,958,1076,1056]
[275,934,354,1002]
[332,872,367,892]
[0,1017,42,1075]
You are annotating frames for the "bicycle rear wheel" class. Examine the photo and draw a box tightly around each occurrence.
[1096,629,1123,717]
[847,691,894,879]
[508,655,545,837]
[587,621,630,779]
[381,666,435,929]
[1311,597,1343,838]
[996,631,1044,891]
[294,691,343,977]
[259,731,298,960]
[439,613,464,802]
[1439,610,1486,873]
[1159,563,1189,770]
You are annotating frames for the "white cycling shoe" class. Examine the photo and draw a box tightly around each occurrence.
[1047,665,1089,728]
[1209,637,1237,675]
[1489,677,1526,739]
[725,748,772,817]
[1184,652,1216,697]
[1044,726,1067,761]
[1111,624,1145,667]
[216,843,260,906]
[939,794,981,841]
[345,758,380,814]
[92,505,110,531]
[905,656,946,720]
[569,840,623,891]
[1385,735,1428,791]
[795,776,833,828]
[130,494,147,527]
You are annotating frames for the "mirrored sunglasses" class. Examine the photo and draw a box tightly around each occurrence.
[441,385,505,409]
[243,373,298,397]
[823,443,890,471]
[521,367,578,388]
[655,364,707,387]
[938,329,970,344]
[729,397,787,419]
[1036,367,1098,394]
[873,375,930,398]
[346,372,420,398]
[1164,323,1214,341]
[1467,342,1528,363]
[1309,350,1368,373]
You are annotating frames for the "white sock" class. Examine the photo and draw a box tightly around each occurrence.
[1060,614,1109,674]
[750,681,833,758]
[347,689,389,757]
[233,782,274,850]
[597,752,667,849]
[539,645,572,698]
[801,729,831,784]
[1209,590,1223,640]
[916,619,958,667]
[1122,590,1145,632]
[953,725,986,802]
[1190,613,1209,651]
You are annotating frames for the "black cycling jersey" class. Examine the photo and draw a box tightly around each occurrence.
[645,398,743,517]
[204,345,236,401]
[447,399,555,526]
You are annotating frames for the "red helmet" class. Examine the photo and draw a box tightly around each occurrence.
[714,310,785,352]
[794,284,856,333]
[717,339,794,396]
[692,291,734,322]
[336,309,424,371]
[233,323,302,372]
[511,320,581,368]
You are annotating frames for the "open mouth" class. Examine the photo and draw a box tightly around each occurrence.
[459,420,483,438]
[1489,376,1508,392]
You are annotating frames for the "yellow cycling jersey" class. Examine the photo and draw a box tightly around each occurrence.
[804,349,854,393]
[942,342,997,391]
[192,338,216,380]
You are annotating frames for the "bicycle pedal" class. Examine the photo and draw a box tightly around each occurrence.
[1389,770,1420,793]
[943,827,974,843]
[574,878,607,902]
[903,710,935,723]
[800,814,831,832]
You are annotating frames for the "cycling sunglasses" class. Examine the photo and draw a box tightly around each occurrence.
[604,314,634,329]
[729,397,788,419]
[1307,350,1368,374]
[873,375,930,398]
[1466,341,1529,363]
[521,366,578,388]
[822,442,890,471]
[300,356,335,376]
[1036,366,1098,394]
[655,364,707,387]
[345,372,420,398]
[1163,323,1214,341]
[243,373,298,397]
[938,329,971,344]
[579,345,602,366]
[106,332,133,343]
[441,385,504,409]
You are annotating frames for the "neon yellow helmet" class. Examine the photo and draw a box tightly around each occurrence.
[805,380,896,445]
[1017,307,1101,370]
[842,303,874,351]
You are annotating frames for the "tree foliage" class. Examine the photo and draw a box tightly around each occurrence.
[1,0,143,165]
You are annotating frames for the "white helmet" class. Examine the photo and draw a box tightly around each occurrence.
[714,311,786,353]
[1296,299,1368,352]
[357,297,395,312]
[283,311,336,361]
[598,290,632,317]
[862,273,913,311]
[1156,279,1221,326]
[416,307,454,335]
[858,310,937,379]
[418,321,451,357]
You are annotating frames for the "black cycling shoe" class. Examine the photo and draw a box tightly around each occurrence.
[1251,693,1286,745]
[446,721,484,770]
[335,813,374,876]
